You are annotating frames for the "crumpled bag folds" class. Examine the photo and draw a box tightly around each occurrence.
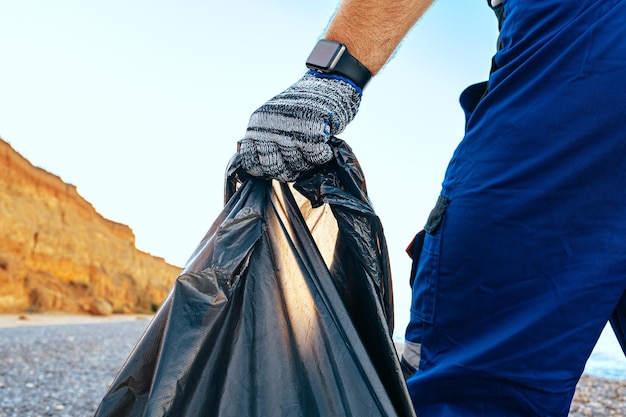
[94,137,416,417]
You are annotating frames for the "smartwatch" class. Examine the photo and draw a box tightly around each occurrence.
[305,39,372,90]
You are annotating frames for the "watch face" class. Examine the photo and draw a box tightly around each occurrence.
[306,40,345,71]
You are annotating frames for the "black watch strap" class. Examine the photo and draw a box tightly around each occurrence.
[306,39,372,90]
[331,48,372,90]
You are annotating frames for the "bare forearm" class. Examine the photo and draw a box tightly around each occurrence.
[325,0,435,75]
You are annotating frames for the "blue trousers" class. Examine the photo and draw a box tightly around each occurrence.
[404,0,626,415]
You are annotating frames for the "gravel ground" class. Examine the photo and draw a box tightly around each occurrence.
[0,320,624,417]
[0,320,148,417]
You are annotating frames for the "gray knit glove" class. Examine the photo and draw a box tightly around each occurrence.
[239,72,362,182]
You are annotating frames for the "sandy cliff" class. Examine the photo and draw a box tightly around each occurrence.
[0,138,181,315]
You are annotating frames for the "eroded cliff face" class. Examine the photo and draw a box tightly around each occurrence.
[0,138,181,315]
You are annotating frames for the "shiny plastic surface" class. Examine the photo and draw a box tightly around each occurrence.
[94,138,415,417]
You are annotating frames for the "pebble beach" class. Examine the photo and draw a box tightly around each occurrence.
[0,314,624,417]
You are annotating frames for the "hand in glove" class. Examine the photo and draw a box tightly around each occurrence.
[239,71,362,182]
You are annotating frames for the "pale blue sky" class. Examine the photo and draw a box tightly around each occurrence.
[0,1,499,335]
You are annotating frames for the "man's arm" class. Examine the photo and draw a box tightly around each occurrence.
[325,0,435,75]
[239,0,436,181]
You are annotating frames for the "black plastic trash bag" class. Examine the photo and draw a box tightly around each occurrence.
[94,137,416,417]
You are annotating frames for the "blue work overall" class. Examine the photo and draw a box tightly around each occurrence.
[403,0,626,415]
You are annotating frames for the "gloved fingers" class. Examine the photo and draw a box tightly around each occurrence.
[239,72,361,182]
[239,136,303,182]
[244,109,330,181]
[292,139,333,167]
[240,134,335,182]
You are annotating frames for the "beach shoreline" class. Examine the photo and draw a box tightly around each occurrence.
[0,313,153,328]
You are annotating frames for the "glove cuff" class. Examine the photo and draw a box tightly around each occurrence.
[306,70,364,96]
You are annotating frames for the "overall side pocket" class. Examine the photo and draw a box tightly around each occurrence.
[410,196,449,325]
